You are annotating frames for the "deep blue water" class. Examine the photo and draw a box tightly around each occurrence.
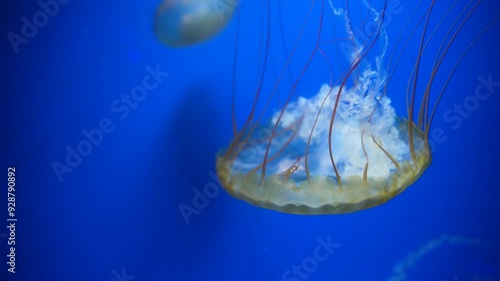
[1,1,499,281]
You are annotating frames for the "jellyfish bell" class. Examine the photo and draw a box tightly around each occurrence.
[154,0,237,47]
[215,0,496,215]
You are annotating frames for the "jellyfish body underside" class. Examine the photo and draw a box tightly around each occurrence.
[217,116,432,215]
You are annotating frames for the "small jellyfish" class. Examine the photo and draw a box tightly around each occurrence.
[154,0,237,47]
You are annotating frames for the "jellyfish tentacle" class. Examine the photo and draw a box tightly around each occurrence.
[371,134,403,175]
[260,0,326,185]
[222,0,272,163]
[283,156,303,181]
[249,0,316,136]
[416,0,462,130]
[426,13,499,138]
[229,0,316,171]
[327,0,388,189]
[230,6,242,136]
[361,129,369,186]
[248,115,304,176]
[407,0,436,171]
[376,0,425,123]
[420,0,481,135]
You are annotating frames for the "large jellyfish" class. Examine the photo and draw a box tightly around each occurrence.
[215,0,496,214]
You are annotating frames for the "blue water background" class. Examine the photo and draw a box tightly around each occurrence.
[1,1,499,281]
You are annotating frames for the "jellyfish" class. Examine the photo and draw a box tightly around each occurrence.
[215,0,497,215]
[154,0,237,47]
[386,234,490,281]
